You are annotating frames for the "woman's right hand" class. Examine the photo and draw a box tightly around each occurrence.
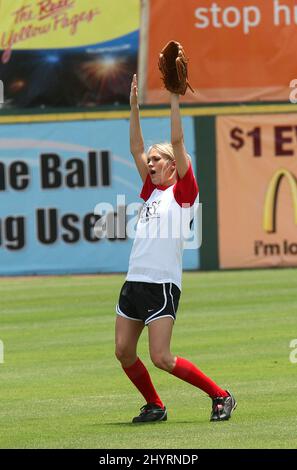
[130,74,138,107]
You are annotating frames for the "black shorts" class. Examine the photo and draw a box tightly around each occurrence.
[116,281,181,326]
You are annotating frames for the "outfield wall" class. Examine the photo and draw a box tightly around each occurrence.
[1,102,297,275]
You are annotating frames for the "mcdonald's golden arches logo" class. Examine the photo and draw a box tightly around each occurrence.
[263,168,297,233]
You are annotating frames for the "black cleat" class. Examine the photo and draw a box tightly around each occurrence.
[132,403,167,423]
[210,390,237,422]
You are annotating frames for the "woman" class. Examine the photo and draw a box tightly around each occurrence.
[115,74,236,423]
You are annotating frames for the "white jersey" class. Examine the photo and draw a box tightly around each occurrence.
[126,164,199,291]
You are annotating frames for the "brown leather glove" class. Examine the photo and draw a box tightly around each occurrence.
[158,40,194,95]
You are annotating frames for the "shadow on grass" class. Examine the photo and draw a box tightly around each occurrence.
[100,420,201,426]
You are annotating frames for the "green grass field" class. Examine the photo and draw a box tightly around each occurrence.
[0,269,296,449]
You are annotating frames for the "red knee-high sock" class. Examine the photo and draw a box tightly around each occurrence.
[171,356,228,398]
[123,358,164,408]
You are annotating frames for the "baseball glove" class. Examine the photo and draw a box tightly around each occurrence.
[158,40,194,95]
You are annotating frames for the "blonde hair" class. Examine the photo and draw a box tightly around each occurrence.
[147,142,191,163]
[147,142,175,161]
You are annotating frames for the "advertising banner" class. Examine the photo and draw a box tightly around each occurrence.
[0,0,139,107]
[0,116,199,275]
[216,114,297,269]
[144,0,296,104]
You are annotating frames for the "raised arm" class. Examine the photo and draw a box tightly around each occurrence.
[130,74,148,182]
[170,93,190,179]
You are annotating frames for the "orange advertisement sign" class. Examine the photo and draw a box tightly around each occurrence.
[216,114,297,269]
[144,0,297,103]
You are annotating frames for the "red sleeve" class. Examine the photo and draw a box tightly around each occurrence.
[140,174,156,201]
[173,164,199,207]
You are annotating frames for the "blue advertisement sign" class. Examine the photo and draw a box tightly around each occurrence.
[0,116,200,276]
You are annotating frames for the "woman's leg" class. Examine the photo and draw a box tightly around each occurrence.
[148,317,176,371]
[115,315,144,368]
[148,317,228,398]
[115,316,164,408]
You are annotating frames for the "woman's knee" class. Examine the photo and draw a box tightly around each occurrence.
[115,343,136,366]
[150,351,175,372]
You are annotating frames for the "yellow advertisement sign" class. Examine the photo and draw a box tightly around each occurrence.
[0,0,139,107]
[0,0,139,60]
[216,114,297,268]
